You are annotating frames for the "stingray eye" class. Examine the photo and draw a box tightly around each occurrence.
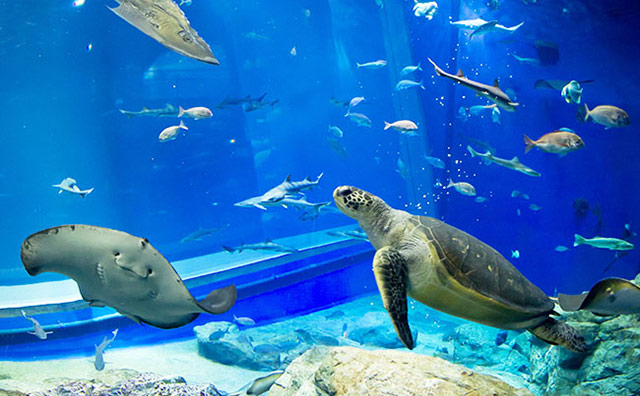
[147,268,153,275]
[114,251,120,257]
[140,239,148,248]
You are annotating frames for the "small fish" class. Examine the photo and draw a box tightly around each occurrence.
[523,129,584,156]
[558,277,640,316]
[295,328,314,343]
[413,1,438,20]
[495,330,508,346]
[72,0,85,7]
[424,155,445,169]
[52,177,94,198]
[445,179,476,196]
[491,107,501,124]
[356,60,387,69]
[328,126,344,138]
[233,315,256,326]
[384,120,418,135]
[529,204,542,211]
[474,196,488,203]
[345,112,372,128]
[243,31,271,41]
[228,371,284,396]
[396,158,409,180]
[577,104,630,129]
[574,234,634,251]
[22,310,53,340]
[314,334,340,346]
[327,136,348,158]
[94,329,118,371]
[178,106,212,120]
[401,63,422,75]
[561,80,583,104]
[468,104,497,116]
[516,209,521,216]
[348,96,365,109]
[253,343,281,355]
[329,97,350,108]
[511,190,529,200]
[159,120,188,142]
[511,250,520,259]
[555,245,569,252]
[395,79,425,91]
[324,310,345,320]
[290,46,297,56]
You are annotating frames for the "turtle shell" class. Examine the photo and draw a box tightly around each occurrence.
[412,216,554,314]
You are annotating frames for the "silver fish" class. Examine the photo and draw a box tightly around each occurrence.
[467,145,541,177]
[400,63,422,75]
[424,155,445,169]
[445,179,476,196]
[345,112,372,128]
[158,120,188,142]
[574,234,634,251]
[395,79,425,91]
[356,60,387,69]
[233,315,256,326]
[109,0,218,65]
[577,104,630,129]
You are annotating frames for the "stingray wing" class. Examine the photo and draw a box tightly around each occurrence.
[109,0,219,65]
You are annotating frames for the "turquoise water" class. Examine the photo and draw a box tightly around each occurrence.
[0,0,638,394]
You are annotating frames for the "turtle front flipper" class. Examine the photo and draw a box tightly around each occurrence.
[372,246,413,349]
[529,317,586,352]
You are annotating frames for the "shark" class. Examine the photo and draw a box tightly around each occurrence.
[118,104,179,118]
[94,329,118,371]
[467,145,541,177]
[450,18,524,33]
[108,0,218,65]
[234,174,325,210]
[223,240,298,254]
[52,178,94,198]
[180,225,230,243]
[21,310,53,340]
[216,94,267,109]
[427,58,519,111]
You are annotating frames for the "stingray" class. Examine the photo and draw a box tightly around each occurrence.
[109,0,219,65]
[21,225,236,329]
[558,277,640,316]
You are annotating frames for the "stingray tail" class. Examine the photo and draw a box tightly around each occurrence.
[197,284,237,314]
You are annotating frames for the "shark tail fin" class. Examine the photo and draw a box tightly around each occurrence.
[523,135,536,153]
[79,188,94,198]
[573,234,586,247]
[576,104,590,123]
[384,121,392,130]
[178,106,185,118]
[316,172,324,182]
[356,62,362,68]
[466,145,478,157]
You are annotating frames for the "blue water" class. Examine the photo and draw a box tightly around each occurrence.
[0,0,638,305]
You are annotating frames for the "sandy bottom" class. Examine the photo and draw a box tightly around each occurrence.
[0,339,263,394]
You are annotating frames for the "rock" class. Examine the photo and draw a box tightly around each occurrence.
[346,325,404,348]
[25,373,223,396]
[269,346,535,396]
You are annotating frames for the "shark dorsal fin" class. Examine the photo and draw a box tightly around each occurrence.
[142,106,149,110]
[285,175,291,182]
[456,69,464,78]
[493,79,500,88]
[265,238,272,243]
[511,156,520,163]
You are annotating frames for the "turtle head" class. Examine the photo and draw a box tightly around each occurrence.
[333,186,386,221]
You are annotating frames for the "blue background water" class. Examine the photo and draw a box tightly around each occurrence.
[0,0,638,299]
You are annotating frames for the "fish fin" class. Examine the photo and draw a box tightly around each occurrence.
[281,204,288,209]
[493,79,500,87]
[456,69,464,77]
[426,58,443,76]
[576,104,589,123]
[265,238,272,242]
[466,145,477,157]
[197,284,237,314]
[179,120,188,130]
[254,204,267,210]
[523,134,536,153]
[58,190,63,194]
[178,106,185,117]
[574,234,585,247]
[384,121,391,130]
[558,127,575,132]
[356,63,362,68]
[142,106,149,110]
[222,246,235,253]
[557,292,590,312]
[446,178,454,188]
[511,156,521,163]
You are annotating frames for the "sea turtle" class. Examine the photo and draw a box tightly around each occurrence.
[333,186,585,352]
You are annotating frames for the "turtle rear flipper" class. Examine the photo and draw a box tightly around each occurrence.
[529,317,586,352]
[373,246,413,349]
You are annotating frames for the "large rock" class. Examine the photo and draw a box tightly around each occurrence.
[269,346,535,396]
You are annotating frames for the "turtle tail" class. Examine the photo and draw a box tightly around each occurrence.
[529,317,586,352]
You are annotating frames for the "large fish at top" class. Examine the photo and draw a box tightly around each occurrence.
[109,0,219,65]
[427,58,518,111]
[21,225,236,329]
